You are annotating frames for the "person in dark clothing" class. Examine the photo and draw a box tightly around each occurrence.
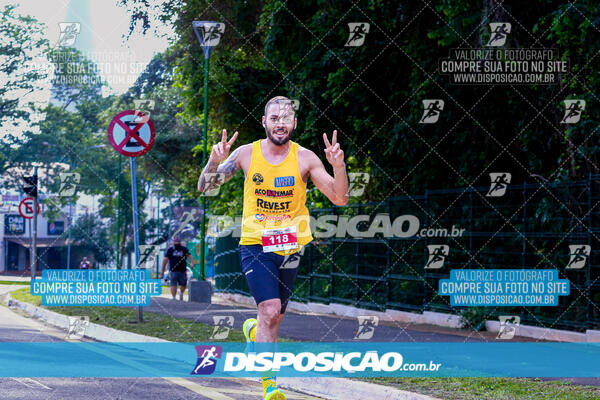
[160,237,193,300]
[79,257,92,269]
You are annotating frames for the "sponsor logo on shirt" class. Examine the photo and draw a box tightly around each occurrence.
[254,213,291,222]
[254,188,293,198]
[256,199,291,211]
[252,173,264,185]
[274,176,294,187]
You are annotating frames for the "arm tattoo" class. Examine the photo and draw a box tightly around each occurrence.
[217,147,242,181]
[197,148,242,192]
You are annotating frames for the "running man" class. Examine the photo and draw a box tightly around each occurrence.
[198,96,349,400]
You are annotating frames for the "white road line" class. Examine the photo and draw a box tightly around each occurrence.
[171,377,323,399]
[11,378,52,390]
[164,377,236,400]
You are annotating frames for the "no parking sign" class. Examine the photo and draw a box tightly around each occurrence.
[107,109,155,322]
[107,110,155,157]
[18,197,40,219]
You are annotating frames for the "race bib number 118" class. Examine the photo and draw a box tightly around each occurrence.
[261,226,299,253]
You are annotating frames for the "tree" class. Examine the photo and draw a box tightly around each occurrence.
[0,5,48,126]
[70,212,113,265]
[0,5,48,178]
[119,0,599,202]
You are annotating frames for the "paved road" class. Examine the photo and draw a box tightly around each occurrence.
[145,296,600,388]
[0,291,322,400]
[0,377,321,400]
[3,283,599,392]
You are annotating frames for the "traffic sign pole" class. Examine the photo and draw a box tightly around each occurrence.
[67,201,72,269]
[116,155,122,269]
[156,194,160,279]
[130,157,143,322]
[31,167,38,280]
[19,194,40,279]
[108,109,156,322]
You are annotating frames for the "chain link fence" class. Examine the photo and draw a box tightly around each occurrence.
[213,174,600,331]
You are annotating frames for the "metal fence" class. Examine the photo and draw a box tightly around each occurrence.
[213,174,600,332]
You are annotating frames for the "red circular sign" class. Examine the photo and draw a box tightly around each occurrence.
[18,197,40,219]
[107,110,155,157]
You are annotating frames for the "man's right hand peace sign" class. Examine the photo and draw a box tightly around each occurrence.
[210,129,238,163]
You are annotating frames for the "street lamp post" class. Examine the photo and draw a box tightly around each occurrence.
[192,20,225,281]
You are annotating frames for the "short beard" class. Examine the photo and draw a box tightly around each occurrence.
[266,126,293,146]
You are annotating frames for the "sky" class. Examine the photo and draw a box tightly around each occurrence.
[0,0,174,218]
[4,0,173,97]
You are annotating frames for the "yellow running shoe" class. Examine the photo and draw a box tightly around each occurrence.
[263,378,286,400]
[243,318,257,353]
[243,318,257,343]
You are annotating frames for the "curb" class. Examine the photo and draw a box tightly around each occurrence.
[4,294,442,400]
[215,292,600,343]
[5,293,167,343]
[485,321,600,342]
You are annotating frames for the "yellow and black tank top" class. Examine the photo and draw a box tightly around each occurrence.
[239,140,313,255]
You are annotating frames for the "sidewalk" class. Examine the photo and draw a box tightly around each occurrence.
[0,273,33,281]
